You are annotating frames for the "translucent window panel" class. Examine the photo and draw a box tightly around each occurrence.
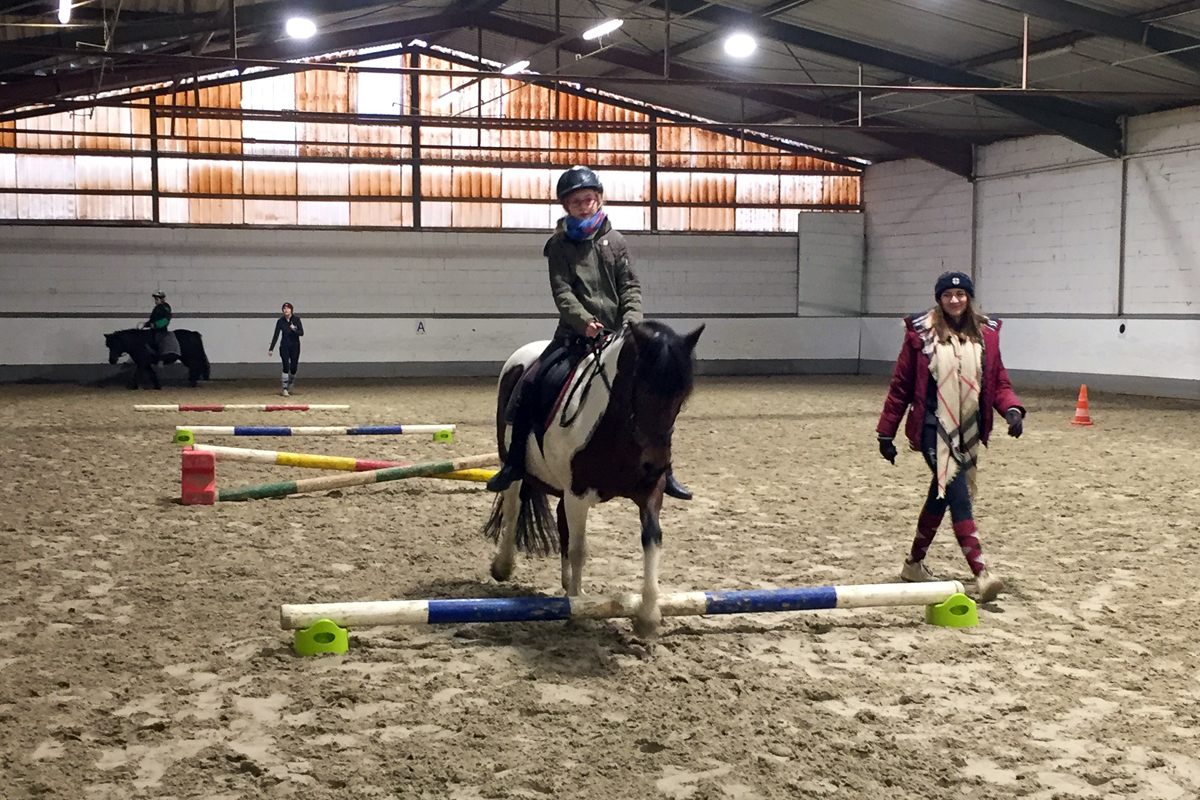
[656,127,691,169]
[781,175,823,205]
[296,71,349,157]
[690,173,735,205]
[356,55,405,114]
[129,102,152,151]
[657,172,689,204]
[298,162,349,196]
[420,126,454,161]
[658,207,689,231]
[690,207,735,232]
[243,73,296,111]
[501,203,553,230]
[17,154,75,190]
[779,210,800,233]
[350,201,410,227]
[243,162,295,196]
[451,166,501,199]
[500,168,553,201]
[132,158,152,191]
[158,158,188,193]
[350,164,410,197]
[19,193,75,220]
[0,121,13,149]
[597,132,650,167]
[420,165,452,198]
[601,171,649,203]
[245,199,298,225]
[349,125,407,159]
[453,202,500,228]
[735,174,779,205]
[189,198,244,224]
[16,112,73,150]
[421,201,452,227]
[298,201,350,226]
[160,197,189,224]
[0,154,15,219]
[188,160,242,196]
[133,195,153,221]
[735,208,779,232]
[478,78,506,118]
[76,156,135,220]
[604,205,648,232]
[242,74,298,156]
[243,119,297,156]
[74,106,134,151]
[499,127,551,164]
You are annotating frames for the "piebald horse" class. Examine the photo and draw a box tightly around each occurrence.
[482,319,703,637]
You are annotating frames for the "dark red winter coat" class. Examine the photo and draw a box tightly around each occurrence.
[877,314,1024,451]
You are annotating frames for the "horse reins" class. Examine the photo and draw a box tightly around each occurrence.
[558,329,619,428]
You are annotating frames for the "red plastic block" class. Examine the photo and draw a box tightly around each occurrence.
[181,447,216,505]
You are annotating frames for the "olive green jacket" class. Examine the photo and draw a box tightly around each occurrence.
[544,216,643,339]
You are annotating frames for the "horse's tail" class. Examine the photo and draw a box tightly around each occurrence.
[481,483,558,556]
[193,332,211,380]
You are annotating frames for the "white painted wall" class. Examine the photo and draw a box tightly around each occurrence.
[797,211,864,315]
[0,223,858,376]
[862,159,971,314]
[862,110,1200,394]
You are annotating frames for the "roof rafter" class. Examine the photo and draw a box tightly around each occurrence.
[642,0,1123,157]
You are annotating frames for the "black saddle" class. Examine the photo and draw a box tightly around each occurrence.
[508,335,595,447]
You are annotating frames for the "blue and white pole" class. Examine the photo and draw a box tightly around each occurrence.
[280,581,965,630]
[176,424,453,436]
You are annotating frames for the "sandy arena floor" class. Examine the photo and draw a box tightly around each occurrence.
[2,374,1198,800]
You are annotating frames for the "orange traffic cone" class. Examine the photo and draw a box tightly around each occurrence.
[1070,385,1093,426]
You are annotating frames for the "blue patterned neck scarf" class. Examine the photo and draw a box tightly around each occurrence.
[564,209,606,242]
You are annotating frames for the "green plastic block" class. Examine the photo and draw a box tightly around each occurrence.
[173,429,195,446]
[433,429,454,443]
[925,593,979,628]
[293,618,349,656]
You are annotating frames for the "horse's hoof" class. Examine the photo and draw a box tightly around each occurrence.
[490,560,513,582]
[632,614,661,639]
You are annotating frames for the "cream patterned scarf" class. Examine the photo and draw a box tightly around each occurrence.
[916,311,983,498]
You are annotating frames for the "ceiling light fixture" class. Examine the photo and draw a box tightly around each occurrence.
[285,17,317,39]
[724,32,756,58]
[57,0,71,24]
[500,59,530,75]
[582,19,623,40]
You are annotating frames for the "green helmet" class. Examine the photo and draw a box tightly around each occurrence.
[556,166,603,201]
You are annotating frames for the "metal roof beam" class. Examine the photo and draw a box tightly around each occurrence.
[644,0,1122,156]
[480,13,974,176]
[977,0,1200,76]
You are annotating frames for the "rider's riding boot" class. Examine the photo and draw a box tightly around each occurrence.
[287,373,298,395]
[663,469,693,501]
[281,372,290,397]
[487,383,533,493]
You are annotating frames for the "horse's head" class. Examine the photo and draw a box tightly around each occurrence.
[625,321,704,467]
[104,332,120,364]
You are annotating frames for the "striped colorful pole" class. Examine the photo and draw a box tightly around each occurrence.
[176,424,453,436]
[138,404,349,412]
[191,444,495,482]
[219,452,499,502]
[280,581,966,630]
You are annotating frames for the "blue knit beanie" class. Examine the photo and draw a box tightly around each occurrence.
[934,271,974,299]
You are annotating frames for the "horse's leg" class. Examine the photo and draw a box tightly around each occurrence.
[562,492,590,596]
[149,364,161,390]
[489,482,523,582]
[633,490,665,638]
[557,499,570,591]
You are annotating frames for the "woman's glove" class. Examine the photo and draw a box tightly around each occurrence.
[878,436,897,464]
[1005,408,1024,438]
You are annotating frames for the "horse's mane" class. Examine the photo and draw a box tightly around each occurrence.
[631,320,695,398]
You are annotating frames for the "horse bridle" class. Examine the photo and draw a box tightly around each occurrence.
[558,328,619,428]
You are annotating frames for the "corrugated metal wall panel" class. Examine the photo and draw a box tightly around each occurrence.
[0,121,14,149]
[349,202,410,227]
[296,70,350,158]
[349,164,410,197]
[244,162,297,195]
[76,155,134,220]
[298,201,350,226]
[245,199,298,225]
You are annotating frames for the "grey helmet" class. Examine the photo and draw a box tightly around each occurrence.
[556,166,603,201]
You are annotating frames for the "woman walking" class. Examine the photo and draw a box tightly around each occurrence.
[876,272,1024,602]
[268,302,304,397]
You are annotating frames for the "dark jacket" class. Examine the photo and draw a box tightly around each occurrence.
[544,216,643,339]
[270,315,304,350]
[877,313,1024,451]
[148,303,171,330]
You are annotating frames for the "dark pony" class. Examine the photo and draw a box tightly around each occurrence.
[103,328,211,390]
[483,319,704,637]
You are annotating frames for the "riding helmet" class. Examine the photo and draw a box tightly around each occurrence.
[556,166,604,201]
[152,291,166,299]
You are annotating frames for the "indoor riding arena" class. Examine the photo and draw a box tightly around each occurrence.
[3,2,1200,799]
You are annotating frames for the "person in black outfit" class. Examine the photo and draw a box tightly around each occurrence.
[268,303,304,397]
[142,291,175,362]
